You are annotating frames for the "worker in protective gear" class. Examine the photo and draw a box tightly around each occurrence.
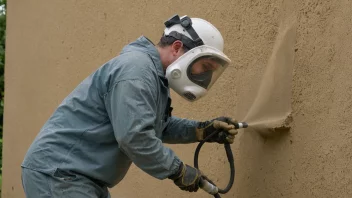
[21,14,238,198]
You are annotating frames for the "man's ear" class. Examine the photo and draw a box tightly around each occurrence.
[171,40,184,56]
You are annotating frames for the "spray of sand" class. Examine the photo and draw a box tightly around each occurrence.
[243,17,297,137]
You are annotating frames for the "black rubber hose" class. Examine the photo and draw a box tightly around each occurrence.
[214,194,221,198]
[194,130,235,198]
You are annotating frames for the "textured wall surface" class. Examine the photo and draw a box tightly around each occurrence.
[3,0,352,197]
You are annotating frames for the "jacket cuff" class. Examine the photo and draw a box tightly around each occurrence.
[168,158,182,179]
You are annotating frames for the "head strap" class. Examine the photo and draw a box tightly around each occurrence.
[164,15,204,49]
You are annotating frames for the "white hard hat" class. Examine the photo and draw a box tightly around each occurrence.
[163,15,231,102]
[164,16,225,52]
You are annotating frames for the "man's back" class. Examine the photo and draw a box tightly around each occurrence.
[21,36,168,187]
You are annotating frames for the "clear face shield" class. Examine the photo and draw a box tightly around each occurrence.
[187,55,228,90]
[165,45,231,102]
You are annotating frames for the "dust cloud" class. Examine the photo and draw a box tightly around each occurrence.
[242,17,297,137]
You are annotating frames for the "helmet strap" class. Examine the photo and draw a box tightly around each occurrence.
[164,15,204,49]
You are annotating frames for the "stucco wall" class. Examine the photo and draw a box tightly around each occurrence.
[3,0,352,197]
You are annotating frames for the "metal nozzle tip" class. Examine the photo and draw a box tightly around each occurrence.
[235,122,249,129]
[242,122,248,128]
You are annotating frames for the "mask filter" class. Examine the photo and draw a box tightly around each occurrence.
[183,91,197,101]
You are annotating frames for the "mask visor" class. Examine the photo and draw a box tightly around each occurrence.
[187,55,229,89]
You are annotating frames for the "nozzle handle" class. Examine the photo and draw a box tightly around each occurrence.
[200,178,218,195]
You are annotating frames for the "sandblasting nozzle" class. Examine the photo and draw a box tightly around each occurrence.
[234,122,248,129]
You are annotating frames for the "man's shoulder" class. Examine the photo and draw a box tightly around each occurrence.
[119,50,154,66]
[99,51,159,86]
[119,51,158,77]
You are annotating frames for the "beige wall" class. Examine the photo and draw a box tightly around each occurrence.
[3,0,352,197]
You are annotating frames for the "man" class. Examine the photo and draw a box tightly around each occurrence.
[21,14,238,197]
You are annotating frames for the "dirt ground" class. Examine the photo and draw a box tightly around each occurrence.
[3,0,352,198]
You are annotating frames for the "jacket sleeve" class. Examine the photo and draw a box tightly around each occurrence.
[161,116,199,144]
[104,78,181,180]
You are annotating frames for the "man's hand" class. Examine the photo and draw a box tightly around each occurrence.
[196,117,238,144]
[168,163,202,192]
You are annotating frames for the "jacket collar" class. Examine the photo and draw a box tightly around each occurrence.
[121,36,165,78]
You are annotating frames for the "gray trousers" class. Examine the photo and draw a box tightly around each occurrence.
[21,167,111,198]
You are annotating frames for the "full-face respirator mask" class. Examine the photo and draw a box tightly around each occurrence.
[163,15,231,102]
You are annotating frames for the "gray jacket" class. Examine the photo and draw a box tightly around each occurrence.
[22,36,198,187]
